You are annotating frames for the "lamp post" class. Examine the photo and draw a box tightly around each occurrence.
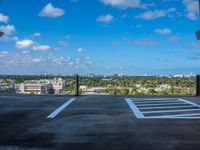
[75,75,80,96]
[196,0,200,40]
[0,31,4,37]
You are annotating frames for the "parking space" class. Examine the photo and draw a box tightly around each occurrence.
[126,98,200,119]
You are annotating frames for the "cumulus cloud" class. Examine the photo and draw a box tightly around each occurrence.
[135,8,175,20]
[0,51,98,74]
[77,48,86,52]
[182,0,199,20]
[97,14,114,23]
[100,0,141,9]
[32,45,50,51]
[0,13,9,23]
[15,39,51,52]
[154,28,171,34]
[16,39,34,49]
[0,25,15,35]
[39,3,65,18]
[0,51,9,58]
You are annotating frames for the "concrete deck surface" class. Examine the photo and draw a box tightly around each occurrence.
[0,95,200,150]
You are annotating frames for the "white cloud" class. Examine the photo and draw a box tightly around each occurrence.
[0,51,8,56]
[97,14,114,23]
[0,51,115,75]
[32,33,41,37]
[32,58,43,63]
[183,0,199,20]
[0,35,18,42]
[0,51,9,58]
[22,51,30,55]
[130,39,159,47]
[0,25,15,35]
[100,0,141,9]
[0,13,9,23]
[77,48,86,52]
[16,38,51,52]
[32,45,50,51]
[39,3,65,18]
[154,28,171,34]
[135,8,175,20]
[16,39,34,49]
[168,36,179,42]
[185,42,200,49]
[58,41,68,46]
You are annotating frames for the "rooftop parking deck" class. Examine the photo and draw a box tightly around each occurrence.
[1,95,200,150]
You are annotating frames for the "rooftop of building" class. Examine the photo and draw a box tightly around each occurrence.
[1,94,200,150]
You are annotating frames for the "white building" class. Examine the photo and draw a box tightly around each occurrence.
[51,78,66,94]
[19,80,52,94]
[19,78,66,94]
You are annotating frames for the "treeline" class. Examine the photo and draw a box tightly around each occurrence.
[0,75,196,95]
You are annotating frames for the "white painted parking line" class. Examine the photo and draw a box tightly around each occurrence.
[47,98,76,119]
[132,98,178,102]
[125,98,144,118]
[179,98,200,108]
[136,102,186,107]
[125,98,200,119]
[140,105,195,110]
[145,113,200,119]
[134,100,180,104]
[143,108,200,114]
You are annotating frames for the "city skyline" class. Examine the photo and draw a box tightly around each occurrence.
[0,0,200,75]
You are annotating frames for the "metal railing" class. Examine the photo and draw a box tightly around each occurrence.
[0,75,198,96]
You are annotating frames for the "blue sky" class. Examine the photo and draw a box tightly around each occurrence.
[0,0,200,75]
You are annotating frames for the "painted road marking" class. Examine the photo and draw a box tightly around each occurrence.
[125,98,144,118]
[143,108,200,114]
[144,113,200,119]
[125,98,200,119]
[47,98,76,119]
[132,98,178,102]
[139,105,195,110]
[136,102,186,107]
[134,100,179,104]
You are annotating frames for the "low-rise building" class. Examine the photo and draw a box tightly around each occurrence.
[19,80,52,94]
[80,85,106,93]
[51,78,66,94]
[19,78,66,94]
[0,79,16,94]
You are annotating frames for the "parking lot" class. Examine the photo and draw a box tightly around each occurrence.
[1,95,200,150]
